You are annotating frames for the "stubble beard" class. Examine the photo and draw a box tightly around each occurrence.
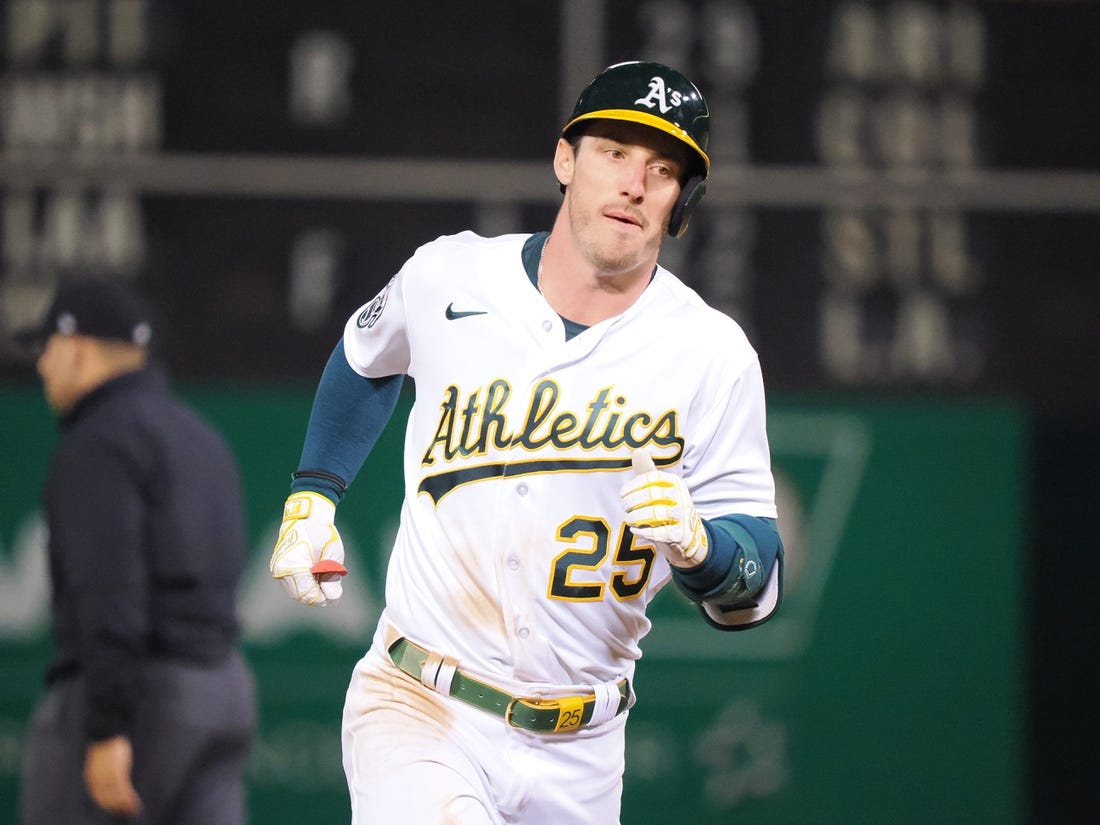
[568,199,664,279]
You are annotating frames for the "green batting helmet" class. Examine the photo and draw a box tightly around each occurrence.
[562,61,711,237]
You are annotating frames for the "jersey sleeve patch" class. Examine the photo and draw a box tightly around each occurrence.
[356,278,394,330]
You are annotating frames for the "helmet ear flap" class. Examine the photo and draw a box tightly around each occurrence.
[668,175,706,238]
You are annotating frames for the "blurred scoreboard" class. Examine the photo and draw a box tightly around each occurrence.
[0,0,1097,400]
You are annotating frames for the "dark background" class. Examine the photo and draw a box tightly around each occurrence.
[1,2,1097,821]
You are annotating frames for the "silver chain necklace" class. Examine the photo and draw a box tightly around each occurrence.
[536,236,549,293]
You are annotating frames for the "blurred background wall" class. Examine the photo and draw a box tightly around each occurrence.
[0,1,1096,823]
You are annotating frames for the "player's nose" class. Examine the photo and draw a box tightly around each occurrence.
[619,159,647,201]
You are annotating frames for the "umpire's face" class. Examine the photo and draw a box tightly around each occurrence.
[554,120,687,278]
[37,333,86,413]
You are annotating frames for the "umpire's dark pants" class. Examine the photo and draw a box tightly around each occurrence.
[20,649,255,825]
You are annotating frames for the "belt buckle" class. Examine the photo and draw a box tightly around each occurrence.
[504,697,525,729]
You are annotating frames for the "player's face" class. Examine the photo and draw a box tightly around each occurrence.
[556,122,688,276]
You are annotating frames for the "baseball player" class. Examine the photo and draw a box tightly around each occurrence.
[270,61,783,825]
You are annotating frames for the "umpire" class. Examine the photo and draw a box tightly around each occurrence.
[15,277,256,824]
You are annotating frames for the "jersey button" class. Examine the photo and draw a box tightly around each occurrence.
[507,556,520,570]
[516,483,528,496]
[518,627,531,639]
[542,320,553,332]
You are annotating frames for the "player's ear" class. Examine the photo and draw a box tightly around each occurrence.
[553,138,576,189]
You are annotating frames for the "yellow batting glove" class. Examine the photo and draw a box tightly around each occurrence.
[270,492,347,606]
[620,449,709,568]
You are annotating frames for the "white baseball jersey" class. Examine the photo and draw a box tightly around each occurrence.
[343,231,777,696]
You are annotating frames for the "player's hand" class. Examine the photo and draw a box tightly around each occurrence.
[270,492,347,606]
[620,449,708,568]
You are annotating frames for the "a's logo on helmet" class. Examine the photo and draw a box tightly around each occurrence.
[634,76,683,114]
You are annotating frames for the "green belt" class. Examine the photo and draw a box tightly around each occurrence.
[387,637,629,734]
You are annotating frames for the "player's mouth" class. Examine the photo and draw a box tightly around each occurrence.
[604,209,644,229]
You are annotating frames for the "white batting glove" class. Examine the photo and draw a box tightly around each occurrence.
[269,492,347,607]
[620,450,709,568]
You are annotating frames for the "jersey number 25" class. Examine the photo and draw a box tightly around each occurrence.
[548,516,655,602]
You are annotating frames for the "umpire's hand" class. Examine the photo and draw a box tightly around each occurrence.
[85,736,142,817]
[270,492,347,606]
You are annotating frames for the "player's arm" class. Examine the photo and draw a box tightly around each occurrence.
[270,340,403,606]
[672,514,783,631]
[621,450,783,630]
[291,339,403,502]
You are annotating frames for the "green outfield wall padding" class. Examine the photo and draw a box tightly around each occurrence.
[0,384,1024,825]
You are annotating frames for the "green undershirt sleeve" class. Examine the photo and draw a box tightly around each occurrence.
[290,340,403,503]
[671,515,782,610]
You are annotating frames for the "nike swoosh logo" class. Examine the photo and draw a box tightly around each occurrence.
[445,302,488,320]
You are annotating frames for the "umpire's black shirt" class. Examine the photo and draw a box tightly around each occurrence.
[42,365,248,741]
